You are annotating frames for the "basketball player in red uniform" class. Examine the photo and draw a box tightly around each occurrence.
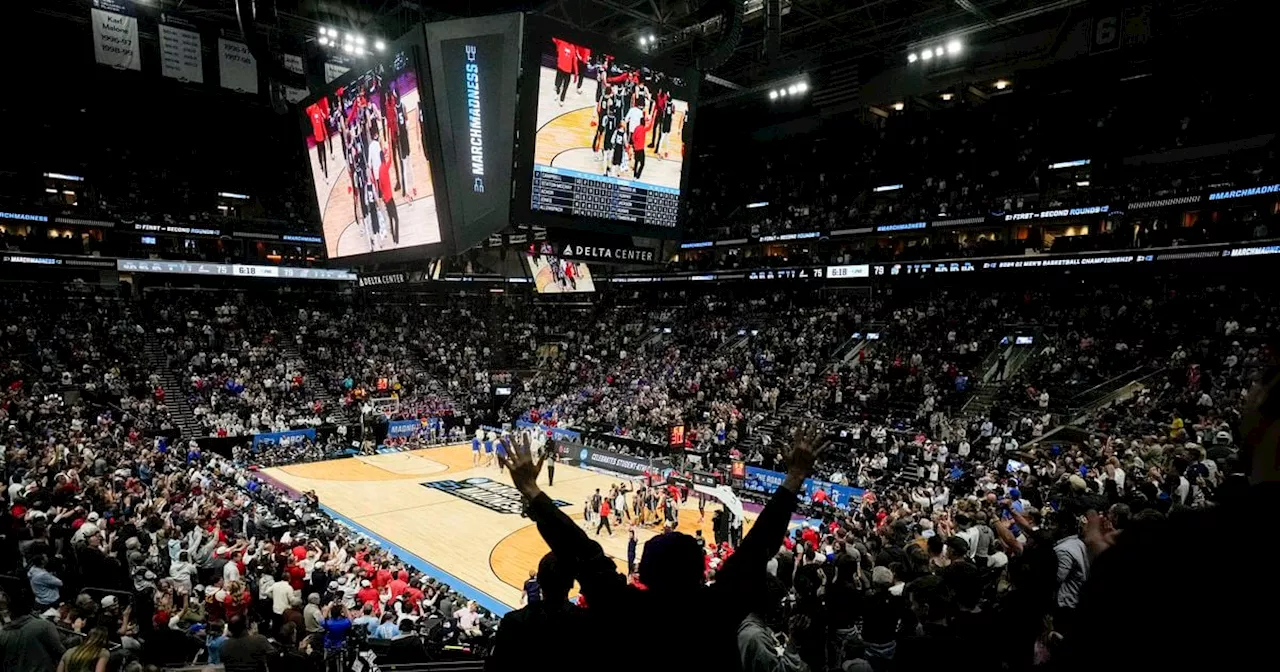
[551,37,578,105]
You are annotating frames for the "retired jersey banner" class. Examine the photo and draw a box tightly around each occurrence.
[279,53,309,103]
[219,38,259,94]
[91,0,141,71]
[159,15,203,83]
[324,62,350,83]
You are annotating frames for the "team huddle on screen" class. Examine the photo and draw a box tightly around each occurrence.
[550,37,680,181]
[306,54,423,256]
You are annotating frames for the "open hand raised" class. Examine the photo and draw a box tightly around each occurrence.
[506,431,546,499]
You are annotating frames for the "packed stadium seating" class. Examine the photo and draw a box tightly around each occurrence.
[4,268,1271,670]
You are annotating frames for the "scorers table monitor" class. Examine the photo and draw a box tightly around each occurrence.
[517,17,697,237]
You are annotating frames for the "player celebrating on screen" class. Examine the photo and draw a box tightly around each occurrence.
[608,125,628,178]
[574,45,591,96]
[551,37,578,106]
[307,100,329,179]
[630,111,656,180]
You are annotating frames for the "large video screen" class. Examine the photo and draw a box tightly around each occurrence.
[422,15,523,253]
[303,49,440,259]
[527,33,693,231]
[526,243,596,293]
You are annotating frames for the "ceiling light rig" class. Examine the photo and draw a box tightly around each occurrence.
[318,27,381,57]
[767,79,812,102]
[909,38,964,64]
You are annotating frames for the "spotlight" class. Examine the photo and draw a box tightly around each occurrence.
[796,81,808,93]
[908,52,918,63]
[779,88,788,97]
[940,93,953,101]
[648,34,656,43]
[921,49,932,61]
[892,102,904,111]
[995,79,1009,90]
[769,90,778,100]
[356,35,366,46]
[319,36,328,46]
[342,43,354,54]
[325,27,337,37]
[946,40,962,55]
[787,84,798,94]
[934,46,944,57]
[638,35,647,45]
[375,40,385,52]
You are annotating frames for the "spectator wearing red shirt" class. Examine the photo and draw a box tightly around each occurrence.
[356,580,380,612]
[286,560,306,591]
[388,570,409,602]
[374,564,393,590]
[223,583,252,620]
[801,526,819,549]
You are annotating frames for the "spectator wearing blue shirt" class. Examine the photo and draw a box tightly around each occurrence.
[27,555,63,609]
[321,604,353,651]
[206,622,228,664]
[351,603,379,636]
[373,613,401,640]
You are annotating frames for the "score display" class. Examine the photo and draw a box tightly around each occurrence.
[516,18,696,237]
[530,168,679,227]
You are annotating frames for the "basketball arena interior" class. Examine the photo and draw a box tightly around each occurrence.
[2,1,1276,672]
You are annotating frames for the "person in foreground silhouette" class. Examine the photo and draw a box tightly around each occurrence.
[506,425,828,672]
[1057,364,1280,672]
[486,552,585,672]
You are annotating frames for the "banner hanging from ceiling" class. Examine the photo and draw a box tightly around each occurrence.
[158,15,203,83]
[91,0,141,71]
[219,37,259,94]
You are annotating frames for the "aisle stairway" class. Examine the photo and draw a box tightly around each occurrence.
[143,333,203,438]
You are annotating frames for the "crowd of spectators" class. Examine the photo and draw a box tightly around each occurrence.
[2,271,1274,672]
[1,292,506,671]
[686,79,1277,242]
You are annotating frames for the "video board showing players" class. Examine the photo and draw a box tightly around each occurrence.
[525,30,694,233]
[303,49,440,259]
[525,242,596,293]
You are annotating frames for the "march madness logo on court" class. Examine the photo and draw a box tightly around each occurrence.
[422,477,570,514]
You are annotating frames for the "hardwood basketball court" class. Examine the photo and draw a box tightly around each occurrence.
[264,444,749,615]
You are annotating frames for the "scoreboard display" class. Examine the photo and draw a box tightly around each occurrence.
[514,17,697,238]
[302,13,693,264]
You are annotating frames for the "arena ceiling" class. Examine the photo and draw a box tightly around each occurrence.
[30,0,1251,103]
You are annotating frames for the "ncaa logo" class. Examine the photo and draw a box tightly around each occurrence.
[579,449,589,462]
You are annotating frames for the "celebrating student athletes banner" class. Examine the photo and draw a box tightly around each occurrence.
[91,0,141,71]
[742,466,865,510]
[219,37,259,94]
[562,442,673,477]
[158,15,203,83]
[251,428,315,448]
